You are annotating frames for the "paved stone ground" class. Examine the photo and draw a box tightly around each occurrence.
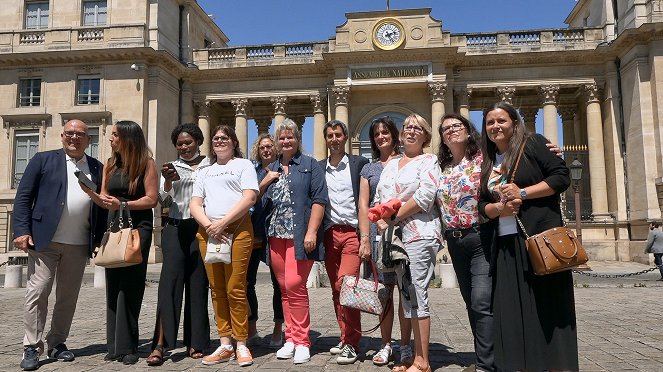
[0,261,662,371]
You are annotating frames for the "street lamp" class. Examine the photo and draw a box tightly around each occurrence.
[569,159,583,244]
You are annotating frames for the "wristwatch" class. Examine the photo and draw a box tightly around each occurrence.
[520,188,527,199]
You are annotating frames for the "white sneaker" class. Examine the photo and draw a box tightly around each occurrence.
[276,341,295,359]
[293,345,310,364]
[329,341,343,355]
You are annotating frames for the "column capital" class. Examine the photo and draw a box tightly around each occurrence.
[231,98,249,117]
[453,87,472,105]
[310,93,327,114]
[519,107,538,123]
[583,83,602,103]
[331,86,351,105]
[495,86,516,104]
[558,105,576,122]
[538,84,560,105]
[428,82,447,102]
[255,117,272,134]
[271,96,288,115]
[195,100,211,117]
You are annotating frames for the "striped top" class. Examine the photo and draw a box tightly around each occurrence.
[159,157,212,219]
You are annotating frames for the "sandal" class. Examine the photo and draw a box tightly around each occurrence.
[411,361,432,372]
[146,345,164,366]
[373,344,393,366]
[187,347,204,359]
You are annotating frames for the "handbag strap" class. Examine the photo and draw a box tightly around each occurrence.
[113,200,133,230]
[508,139,527,184]
[354,254,380,292]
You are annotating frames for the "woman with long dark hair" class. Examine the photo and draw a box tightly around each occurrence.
[478,102,575,371]
[357,116,413,368]
[145,123,210,366]
[85,120,159,365]
[190,125,258,367]
[436,113,493,372]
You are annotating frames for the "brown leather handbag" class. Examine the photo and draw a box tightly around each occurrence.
[95,203,142,268]
[511,140,588,275]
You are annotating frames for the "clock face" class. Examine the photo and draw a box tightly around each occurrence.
[373,18,405,50]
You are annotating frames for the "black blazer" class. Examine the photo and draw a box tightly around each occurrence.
[12,149,108,257]
[318,153,369,214]
[478,134,571,272]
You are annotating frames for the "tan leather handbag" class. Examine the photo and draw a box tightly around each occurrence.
[511,140,588,275]
[95,203,142,268]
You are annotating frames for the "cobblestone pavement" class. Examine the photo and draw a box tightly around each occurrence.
[0,261,662,371]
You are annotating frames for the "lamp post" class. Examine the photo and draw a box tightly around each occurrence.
[569,159,583,244]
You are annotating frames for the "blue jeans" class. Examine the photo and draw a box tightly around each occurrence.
[447,229,494,372]
[655,253,663,278]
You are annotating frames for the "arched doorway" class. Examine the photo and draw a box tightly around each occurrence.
[356,111,407,161]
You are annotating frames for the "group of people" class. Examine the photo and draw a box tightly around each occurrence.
[13,101,579,372]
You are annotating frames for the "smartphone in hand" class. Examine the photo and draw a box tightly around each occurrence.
[164,162,181,181]
[74,170,97,190]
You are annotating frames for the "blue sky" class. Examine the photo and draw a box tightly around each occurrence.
[197,1,578,154]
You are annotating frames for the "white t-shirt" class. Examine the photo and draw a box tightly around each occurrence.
[52,154,92,245]
[191,158,259,220]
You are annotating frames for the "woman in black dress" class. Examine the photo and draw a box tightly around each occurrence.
[478,102,576,371]
[88,120,158,365]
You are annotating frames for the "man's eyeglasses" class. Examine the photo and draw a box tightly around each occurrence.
[212,136,231,143]
[403,125,424,134]
[62,131,88,138]
[441,123,465,134]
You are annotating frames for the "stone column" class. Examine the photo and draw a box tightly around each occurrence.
[428,82,447,151]
[231,98,249,157]
[539,85,560,145]
[584,83,610,219]
[519,107,538,133]
[332,86,351,153]
[559,106,576,147]
[495,86,516,104]
[196,100,211,156]
[271,96,287,126]
[311,93,327,160]
[454,87,472,119]
[255,117,272,135]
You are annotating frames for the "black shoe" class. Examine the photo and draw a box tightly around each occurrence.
[104,353,120,361]
[20,345,40,371]
[121,353,139,365]
[48,343,75,362]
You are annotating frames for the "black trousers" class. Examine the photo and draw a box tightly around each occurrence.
[447,230,494,372]
[152,219,210,351]
[105,226,152,355]
[246,246,284,323]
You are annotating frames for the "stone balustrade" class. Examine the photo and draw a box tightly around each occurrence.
[196,27,603,68]
[0,24,147,53]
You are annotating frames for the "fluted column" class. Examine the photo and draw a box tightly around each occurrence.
[196,100,211,156]
[428,82,447,152]
[311,93,327,160]
[271,96,287,126]
[539,85,560,145]
[332,86,351,153]
[519,107,538,133]
[454,87,472,119]
[231,98,249,157]
[495,86,516,104]
[255,117,272,135]
[559,106,576,147]
[584,83,610,218]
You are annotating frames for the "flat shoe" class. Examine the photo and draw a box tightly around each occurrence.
[146,346,164,366]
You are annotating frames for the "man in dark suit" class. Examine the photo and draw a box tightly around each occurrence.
[13,119,107,371]
[318,120,369,365]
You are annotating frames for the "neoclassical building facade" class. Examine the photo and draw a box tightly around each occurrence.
[0,0,662,263]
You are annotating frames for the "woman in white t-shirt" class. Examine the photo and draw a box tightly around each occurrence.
[189,125,259,367]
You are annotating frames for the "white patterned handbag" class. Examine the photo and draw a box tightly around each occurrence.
[339,260,389,315]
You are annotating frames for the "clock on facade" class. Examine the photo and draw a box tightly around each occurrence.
[372,18,405,50]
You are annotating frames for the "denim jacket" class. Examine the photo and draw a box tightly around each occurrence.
[265,152,328,261]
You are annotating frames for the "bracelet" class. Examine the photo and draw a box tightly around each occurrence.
[495,202,504,214]
[360,234,370,239]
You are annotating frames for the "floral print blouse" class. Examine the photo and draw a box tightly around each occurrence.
[375,153,442,244]
[267,173,294,239]
[437,152,483,229]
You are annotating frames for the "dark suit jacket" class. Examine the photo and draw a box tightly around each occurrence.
[12,149,108,256]
[319,153,369,227]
